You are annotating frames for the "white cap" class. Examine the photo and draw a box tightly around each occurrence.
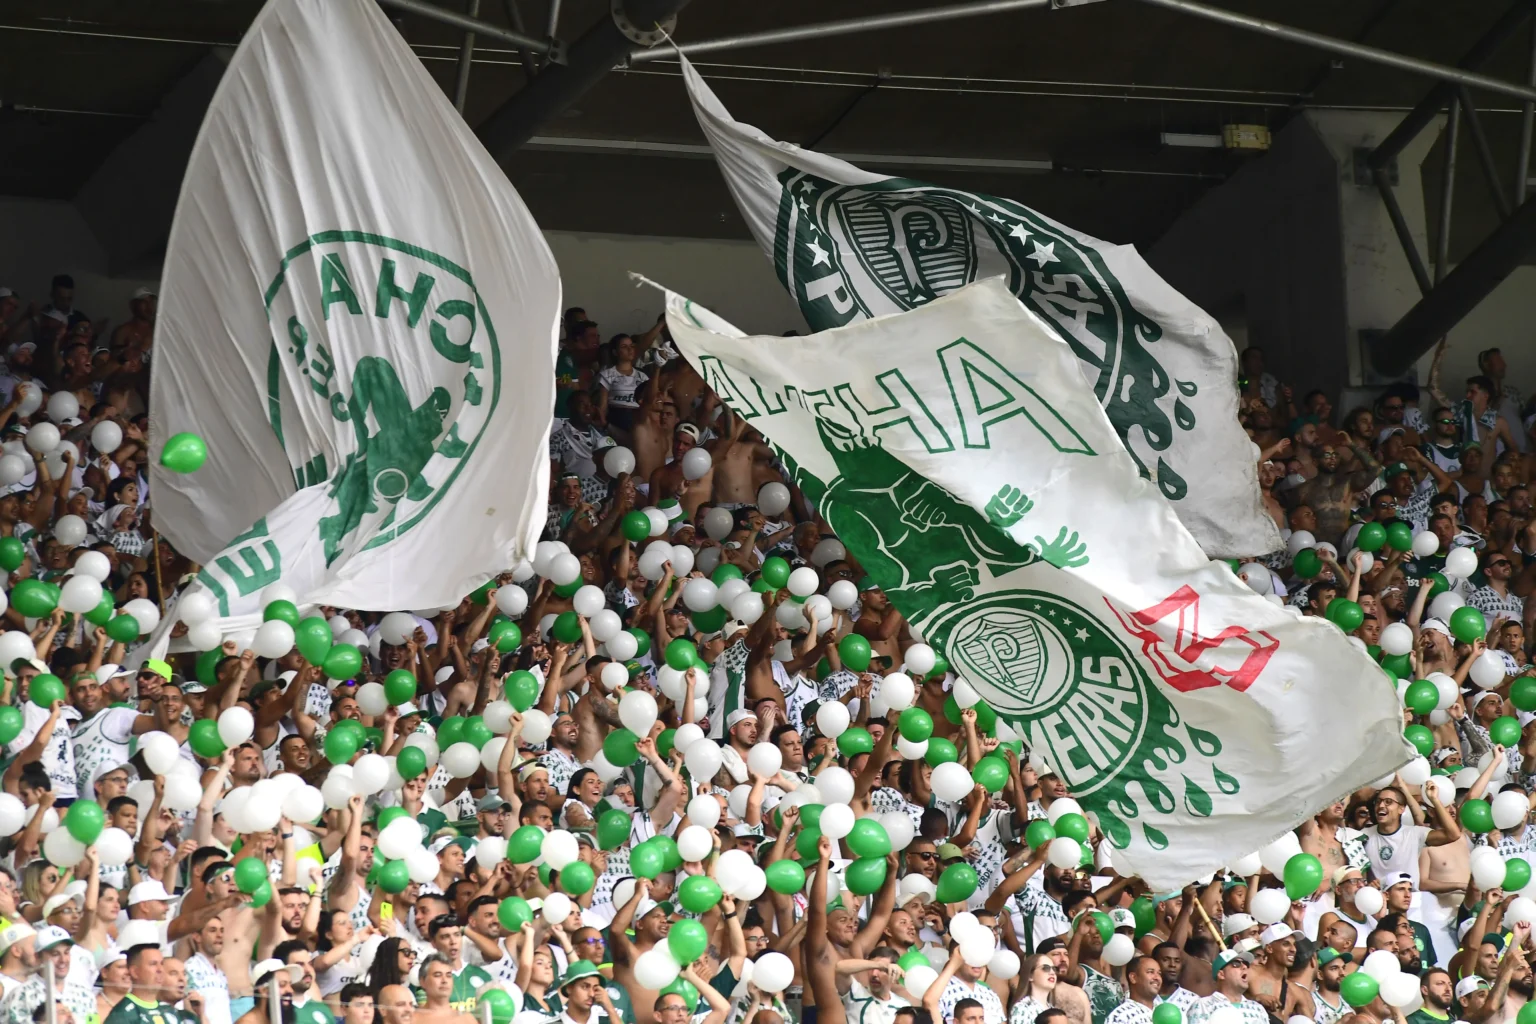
[1259,923,1303,945]
[252,959,303,986]
[1221,913,1258,938]
[131,287,156,300]
[127,880,172,906]
[95,663,130,685]
[726,709,755,731]
[0,922,35,957]
[116,920,163,952]
[1456,976,1490,1001]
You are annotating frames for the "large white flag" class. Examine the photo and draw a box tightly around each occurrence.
[660,277,1406,886]
[149,0,560,626]
[681,57,1277,559]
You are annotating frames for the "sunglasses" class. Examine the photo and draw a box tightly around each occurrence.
[1437,419,1457,425]
[1491,561,1512,569]
[910,851,937,861]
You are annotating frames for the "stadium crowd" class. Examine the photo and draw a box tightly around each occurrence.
[0,276,1533,1024]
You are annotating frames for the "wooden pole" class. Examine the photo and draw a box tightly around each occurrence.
[151,529,165,612]
[1195,893,1227,951]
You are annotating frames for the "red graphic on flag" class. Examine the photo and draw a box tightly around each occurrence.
[1107,585,1278,693]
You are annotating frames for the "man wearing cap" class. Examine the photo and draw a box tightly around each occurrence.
[553,960,619,1024]
[69,666,147,801]
[1312,948,1352,1024]
[5,662,80,802]
[235,961,298,1024]
[539,715,582,802]
[1314,869,1374,961]
[474,794,512,840]
[103,939,179,1024]
[1381,872,1436,971]
[0,924,35,999]
[0,925,93,1024]
[1249,924,1314,1021]
[1220,914,1261,947]
[719,709,759,785]
[1454,976,1491,1022]
[1187,950,1266,1024]
[610,879,673,1019]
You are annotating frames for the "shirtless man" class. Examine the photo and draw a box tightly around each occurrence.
[712,410,778,506]
[414,955,475,1024]
[1297,441,1381,548]
[821,870,898,998]
[1249,925,1314,1021]
[1300,801,1363,893]
[110,289,155,361]
[610,879,672,1020]
[1419,819,1473,968]
[630,388,677,489]
[853,582,907,667]
[376,984,417,1024]
[649,424,715,520]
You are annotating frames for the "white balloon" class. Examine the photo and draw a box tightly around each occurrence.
[406,846,440,885]
[0,632,34,673]
[217,706,255,747]
[353,753,391,795]
[804,595,834,632]
[44,827,86,867]
[904,644,937,676]
[1361,949,1402,981]
[377,817,423,860]
[479,737,507,773]
[816,702,850,738]
[1399,756,1432,787]
[604,630,638,661]
[881,811,915,852]
[695,546,721,576]
[1258,833,1303,878]
[681,447,713,480]
[686,793,721,830]
[1102,933,1136,967]
[1236,563,1271,595]
[541,829,579,869]
[878,673,916,713]
[175,589,216,626]
[1473,650,1509,689]
[1047,836,1083,868]
[495,585,529,619]
[186,621,223,652]
[753,951,795,993]
[0,454,26,487]
[1508,896,1536,927]
[572,585,606,618]
[0,793,24,837]
[441,741,480,778]
[321,774,356,810]
[775,600,806,630]
[747,742,782,778]
[591,750,625,783]
[25,422,59,454]
[1424,774,1454,806]
[122,598,160,634]
[618,690,658,735]
[1495,790,1532,830]
[1250,887,1291,925]
[53,514,87,548]
[252,620,295,659]
[1352,886,1384,917]
[819,802,855,840]
[1379,621,1414,657]
[989,949,1021,981]
[46,391,78,423]
[1411,531,1440,558]
[548,553,582,586]
[542,891,574,926]
[1430,673,1459,711]
[1472,848,1508,891]
[684,579,719,612]
[896,736,928,760]
[51,571,99,617]
[1444,546,1479,579]
[810,539,846,568]
[603,446,636,478]
[600,662,629,691]
[684,740,723,782]
[517,708,551,746]
[136,731,179,776]
[675,723,705,752]
[669,545,695,578]
[90,420,122,455]
[786,567,819,598]
[95,826,134,867]
[931,761,974,802]
[644,507,669,537]
[903,965,940,1001]
[1429,592,1465,622]
[677,825,714,862]
[804,768,850,809]
[164,774,202,812]
[1046,798,1083,824]
[634,946,682,989]
[353,682,388,716]
[282,785,324,824]
[960,935,995,968]
[1286,530,1315,557]
[243,780,283,832]
[1379,972,1421,1008]
[820,581,856,613]
[588,609,621,644]
[1227,852,1262,877]
[757,483,791,517]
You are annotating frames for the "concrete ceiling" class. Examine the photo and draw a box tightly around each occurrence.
[2,0,1534,256]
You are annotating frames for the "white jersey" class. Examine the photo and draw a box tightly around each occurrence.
[71,706,139,799]
[6,702,80,799]
[1360,823,1431,887]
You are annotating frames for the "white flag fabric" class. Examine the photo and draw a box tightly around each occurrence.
[660,277,1406,887]
[681,56,1278,559]
[149,0,559,626]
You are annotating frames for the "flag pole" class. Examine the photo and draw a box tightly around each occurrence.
[152,529,166,612]
[1193,896,1226,951]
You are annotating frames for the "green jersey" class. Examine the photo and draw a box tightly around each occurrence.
[103,995,183,1024]
[294,1000,336,1024]
[1406,1009,1450,1024]
[451,965,494,1012]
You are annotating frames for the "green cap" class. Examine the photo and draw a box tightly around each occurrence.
[558,960,603,991]
[1317,949,1352,967]
[144,658,173,682]
[858,576,880,592]
[937,843,966,863]
[1384,462,1412,479]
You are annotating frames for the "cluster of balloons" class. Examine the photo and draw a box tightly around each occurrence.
[0,388,127,491]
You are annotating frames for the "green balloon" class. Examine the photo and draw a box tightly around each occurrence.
[1283,852,1323,900]
[839,633,872,673]
[1292,549,1322,578]
[668,918,709,962]
[295,617,333,665]
[196,648,223,685]
[28,673,65,708]
[1025,820,1057,849]
[0,705,21,746]
[1385,522,1414,553]
[497,896,532,932]
[553,579,581,599]
[85,591,116,627]
[678,874,722,912]
[656,728,677,758]
[1427,572,1450,598]
[711,564,744,586]
[603,728,640,767]
[322,727,359,764]
[493,621,523,654]
[795,825,824,861]
[761,557,791,589]
[1151,1007,1181,1024]
[898,949,930,971]
[1492,715,1523,747]
[0,537,24,572]
[1451,605,1488,644]
[10,579,56,618]
[377,859,410,894]
[1130,895,1156,937]
[1507,857,1533,893]
[750,578,777,596]
[1404,724,1434,756]
[376,807,409,831]
[924,738,959,766]
[1054,813,1090,844]
[479,988,516,1024]
[935,862,978,903]
[437,716,466,748]
[235,857,269,894]
[846,857,888,895]
[597,810,632,850]
[629,628,652,657]
[507,825,544,863]
[462,716,494,749]
[665,638,698,671]
[765,859,806,894]
[190,718,226,758]
[837,727,874,758]
[560,861,595,895]
[1461,798,1494,833]
[898,707,934,743]
[653,835,682,871]
[383,669,417,706]
[621,511,651,542]
[1514,677,1536,712]
[1404,680,1438,715]
[691,607,728,634]
[105,613,139,644]
[64,799,104,844]
[506,671,540,711]
[1340,970,1379,1009]
[249,880,273,909]
[847,819,891,859]
[1522,1000,1536,1024]
[1326,598,1363,632]
[659,979,699,1011]
[161,431,209,473]
[396,746,428,780]
[798,804,824,829]
[263,600,300,626]
[630,841,665,879]
[322,644,363,681]
[1356,522,1387,553]
[552,611,583,645]
[1380,653,1413,680]
[972,756,1009,794]
[941,693,995,732]
[1091,911,1114,945]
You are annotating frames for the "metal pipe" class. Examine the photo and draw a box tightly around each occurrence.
[1436,100,1462,284]
[1374,167,1434,295]
[1457,85,1512,217]
[1519,18,1536,204]
[545,0,562,42]
[500,0,540,77]
[269,975,282,1024]
[629,0,1052,62]
[453,0,480,112]
[44,953,56,1024]
[376,0,552,53]
[1134,0,1536,104]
